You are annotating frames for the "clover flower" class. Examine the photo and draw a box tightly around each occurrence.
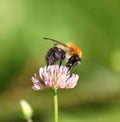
[32,65,79,90]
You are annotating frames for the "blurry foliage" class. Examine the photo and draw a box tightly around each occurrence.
[0,0,120,122]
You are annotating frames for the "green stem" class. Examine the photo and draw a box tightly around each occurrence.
[54,88,58,122]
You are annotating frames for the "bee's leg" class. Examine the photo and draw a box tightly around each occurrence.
[59,60,63,67]
[72,65,78,74]
[67,65,78,77]
[69,67,75,77]
[68,67,71,71]
[67,66,72,71]
[66,62,72,71]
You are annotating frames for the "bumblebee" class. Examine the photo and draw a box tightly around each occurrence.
[43,37,82,69]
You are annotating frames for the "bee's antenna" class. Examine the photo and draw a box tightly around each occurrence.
[43,37,68,48]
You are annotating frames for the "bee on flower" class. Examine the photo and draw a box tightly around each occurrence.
[44,37,82,69]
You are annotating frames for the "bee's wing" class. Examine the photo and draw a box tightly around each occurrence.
[43,37,72,50]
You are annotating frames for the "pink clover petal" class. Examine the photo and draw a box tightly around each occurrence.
[65,74,79,88]
[63,67,69,75]
[45,81,54,87]
[39,67,44,80]
[32,77,43,90]
[32,85,41,90]
[47,65,51,72]
[32,76,38,84]
[52,71,57,83]
[59,66,64,74]
[43,70,51,80]
[51,66,57,79]
[57,74,67,88]
[45,77,54,87]
[55,65,59,72]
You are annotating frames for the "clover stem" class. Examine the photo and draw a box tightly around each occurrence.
[54,88,58,122]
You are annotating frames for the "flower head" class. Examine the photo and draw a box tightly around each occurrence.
[32,65,79,90]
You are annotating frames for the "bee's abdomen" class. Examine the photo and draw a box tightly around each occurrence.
[46,47,65,65]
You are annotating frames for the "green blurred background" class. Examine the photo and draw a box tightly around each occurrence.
[0,0,120,122]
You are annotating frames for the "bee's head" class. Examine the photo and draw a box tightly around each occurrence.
[66,54,81,68]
